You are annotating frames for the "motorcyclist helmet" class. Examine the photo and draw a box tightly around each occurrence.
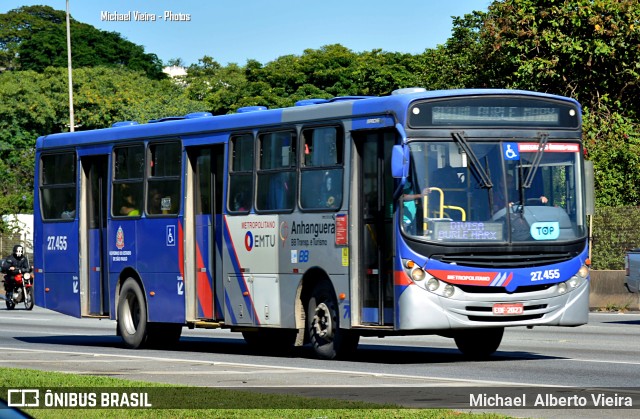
[12,245,23,259]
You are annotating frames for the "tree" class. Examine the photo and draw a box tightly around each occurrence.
[583,105,640,206]
[0,5,65,70]
[476,0,640,114]
[0,66,204,217]
[417,11,487,90]
[0,6,165,79]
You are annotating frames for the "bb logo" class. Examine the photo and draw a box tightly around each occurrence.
[244,231,254,251]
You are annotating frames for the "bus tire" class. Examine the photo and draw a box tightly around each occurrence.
[117,278,148,349]
[454,327,504,359]
[306,281,359,360]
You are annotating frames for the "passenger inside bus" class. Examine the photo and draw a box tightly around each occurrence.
[318,170,341,209]
[119,187,139,216]
[233,191,249,211]
[402,181,429,234]
[60,194,76,219]
[148,189,163,214]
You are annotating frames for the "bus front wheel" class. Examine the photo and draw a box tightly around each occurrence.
[117,278,148,349]
[453,327,504,359]
[306,281,359,360]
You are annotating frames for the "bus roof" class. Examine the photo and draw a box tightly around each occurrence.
[36,88,581,150]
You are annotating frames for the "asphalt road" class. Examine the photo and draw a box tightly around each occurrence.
[1,305,639,417]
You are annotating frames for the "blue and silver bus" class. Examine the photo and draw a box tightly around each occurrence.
[34,88,594,359]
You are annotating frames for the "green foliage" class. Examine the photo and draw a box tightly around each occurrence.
[72,67,204,128]
[0,5,65,70]
[476,0,640,114]
[0,66,203,217]
[0,5,165,79]
[418,11,487,90]
[583,105,640,207]
[0,148,34,215]
[591,206,640,270]
[0,367,502,419]
[184,45,423,114]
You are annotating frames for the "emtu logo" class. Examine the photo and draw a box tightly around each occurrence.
[244,231,254,251]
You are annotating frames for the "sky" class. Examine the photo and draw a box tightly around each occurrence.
[1,1,491,66]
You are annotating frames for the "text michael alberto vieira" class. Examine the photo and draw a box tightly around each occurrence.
[101,10,191,22]
[470,392,633,407]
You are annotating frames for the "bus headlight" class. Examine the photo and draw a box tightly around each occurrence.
[411,267,426,282]
[577,265,589,278]
[427,277,440,291]
[443,284,455,298]
[401,259,457,298]
[557,282,568,294]
[567,276,580,289]
[556,265,588,295]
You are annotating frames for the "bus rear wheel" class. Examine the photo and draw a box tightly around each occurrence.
[117,278,148,349]
[453,327,504,359]
[306,281,359,360]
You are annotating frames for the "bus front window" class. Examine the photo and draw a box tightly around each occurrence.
[401,140,586,244]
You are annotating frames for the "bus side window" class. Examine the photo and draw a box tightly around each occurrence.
[300,126,343,210]
[256,131,296,211]
[146,141,181,216]
[40,152,76,220]
[112,145,144,217]
[228,134,253,213]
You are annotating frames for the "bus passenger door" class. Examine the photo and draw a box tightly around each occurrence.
[80,155,109,316]
[355,131,395,326]
[186,146,224,321]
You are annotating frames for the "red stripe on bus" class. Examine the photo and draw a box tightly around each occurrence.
[394,270,412,286]
[196,242,213,319]
[179,221,214,318]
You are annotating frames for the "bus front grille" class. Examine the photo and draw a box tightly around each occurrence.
[434,252,574,268]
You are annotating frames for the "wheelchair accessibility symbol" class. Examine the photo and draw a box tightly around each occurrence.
[503,143,520,160]
[166,225,176,247]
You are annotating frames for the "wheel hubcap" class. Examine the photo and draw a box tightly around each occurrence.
[313,302,334,340]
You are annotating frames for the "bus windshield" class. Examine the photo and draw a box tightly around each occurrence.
[401,139,586,244]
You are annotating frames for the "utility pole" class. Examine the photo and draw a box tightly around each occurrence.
[66,0,75,132]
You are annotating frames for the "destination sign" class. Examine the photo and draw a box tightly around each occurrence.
[432,221,503,241]
[409,96,579,128]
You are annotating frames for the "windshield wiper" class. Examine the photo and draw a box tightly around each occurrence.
[523,132,549,188]
[451,131,493,189]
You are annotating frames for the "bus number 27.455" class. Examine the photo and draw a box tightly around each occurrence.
[530,269,560,281]
[47,235,68,251]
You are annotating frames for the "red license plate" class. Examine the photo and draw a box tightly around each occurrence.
[492,303,524,315]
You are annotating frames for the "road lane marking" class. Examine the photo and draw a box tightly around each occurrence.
[0,346,573,387]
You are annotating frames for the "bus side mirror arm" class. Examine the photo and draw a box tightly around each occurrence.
[392,123,410,200]
[392,123,409,179]
[391,144,409,180]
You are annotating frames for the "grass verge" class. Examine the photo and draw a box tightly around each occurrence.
[0,367,511,418]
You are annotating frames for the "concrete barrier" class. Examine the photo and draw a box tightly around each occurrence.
[590,270,639,311]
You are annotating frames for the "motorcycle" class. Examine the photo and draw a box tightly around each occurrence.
[4,268,34,310]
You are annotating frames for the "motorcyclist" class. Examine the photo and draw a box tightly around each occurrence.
[1,244,30,295]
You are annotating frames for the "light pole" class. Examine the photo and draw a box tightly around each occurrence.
[66,0,75,132]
